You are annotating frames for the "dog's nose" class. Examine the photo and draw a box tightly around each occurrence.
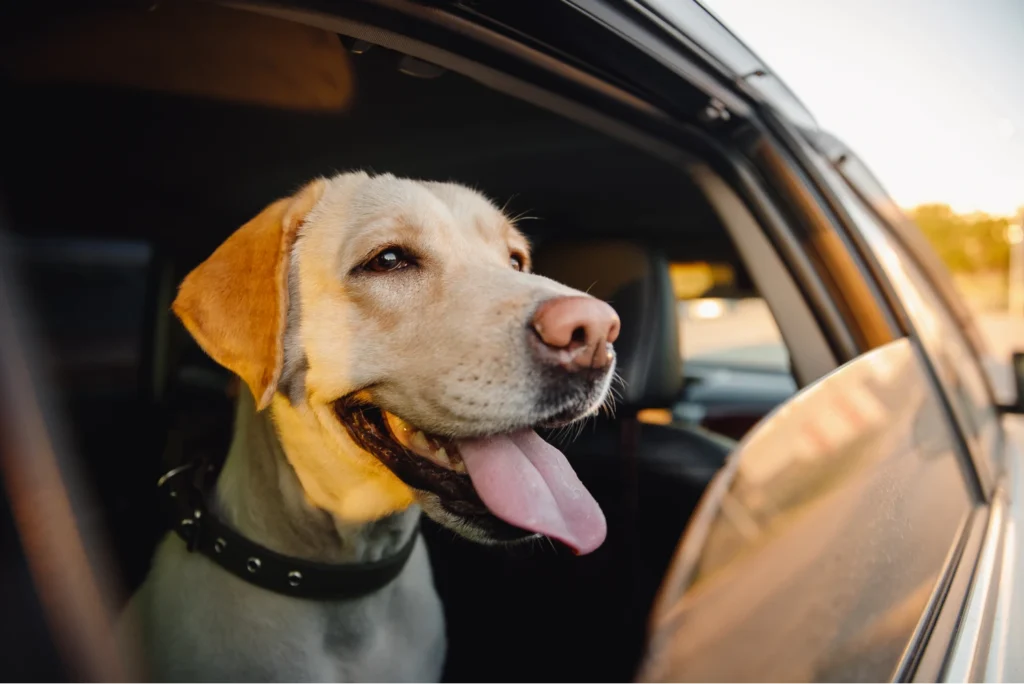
[530,296,621,371]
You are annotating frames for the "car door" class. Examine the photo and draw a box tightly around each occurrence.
[799,131,1022,682]
[639,337,981,682]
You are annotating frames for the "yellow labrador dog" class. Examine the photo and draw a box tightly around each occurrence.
[120,172,619,681]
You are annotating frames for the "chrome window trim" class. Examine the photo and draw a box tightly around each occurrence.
[943,491,1008,682]
[943,418,1024,682]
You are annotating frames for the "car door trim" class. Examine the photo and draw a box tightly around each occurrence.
[942,491,1008,682]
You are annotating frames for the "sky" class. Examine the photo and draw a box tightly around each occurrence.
[699,0,1023,217]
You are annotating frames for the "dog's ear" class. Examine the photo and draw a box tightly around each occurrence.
[172,179,325,410]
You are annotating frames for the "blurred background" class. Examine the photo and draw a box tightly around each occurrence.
[680,0,1023,392]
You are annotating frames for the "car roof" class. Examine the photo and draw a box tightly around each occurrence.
[633,0,820,131]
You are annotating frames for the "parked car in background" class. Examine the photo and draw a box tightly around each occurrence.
[1,0,1022,681]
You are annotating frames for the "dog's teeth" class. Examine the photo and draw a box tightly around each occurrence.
[385,412,413,438]
[384,412,462,472]
[411,430,431,454]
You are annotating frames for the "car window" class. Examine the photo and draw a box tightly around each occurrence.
[669,261,797,440]
[671,261,790,374]
[642,338,976,682]
[680,296,789,372]
[804,132,996,375]
[821,170,1001,484]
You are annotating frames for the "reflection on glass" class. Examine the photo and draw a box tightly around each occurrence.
[642,340,973,683]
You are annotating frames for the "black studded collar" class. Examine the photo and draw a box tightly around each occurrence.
[157,431,419,601]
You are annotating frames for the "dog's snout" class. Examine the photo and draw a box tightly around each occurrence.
[530,296,620,371]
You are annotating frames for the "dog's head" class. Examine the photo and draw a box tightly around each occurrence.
[173,172,618,554]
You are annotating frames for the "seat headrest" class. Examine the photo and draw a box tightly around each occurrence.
[533,241,682,408]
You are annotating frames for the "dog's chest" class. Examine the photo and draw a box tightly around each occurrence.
[132,534,446,682]
[319,555,446,681]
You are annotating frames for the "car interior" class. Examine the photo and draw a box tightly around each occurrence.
[1,4,798,681]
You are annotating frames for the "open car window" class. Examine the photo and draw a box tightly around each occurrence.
[672,261,791,374]
[671,260,797,439]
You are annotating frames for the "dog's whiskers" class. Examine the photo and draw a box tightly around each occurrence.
[571,418,588,443]
[499,194,519,216]
[508,208,539,225]
[598,372,625,420]
[549,422,575,447]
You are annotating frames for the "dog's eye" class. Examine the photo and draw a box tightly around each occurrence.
[510,253,525,271]
[366,248,412,273]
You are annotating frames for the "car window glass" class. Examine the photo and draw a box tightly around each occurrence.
[642,339,975,682]
[825,174,1000,479]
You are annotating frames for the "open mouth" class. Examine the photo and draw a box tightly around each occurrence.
[384,412,468,474]
[333,400,607,555]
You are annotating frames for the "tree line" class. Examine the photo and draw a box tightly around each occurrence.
[909,204,1022,274]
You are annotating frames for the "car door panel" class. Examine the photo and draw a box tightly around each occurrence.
[640,339,978,682]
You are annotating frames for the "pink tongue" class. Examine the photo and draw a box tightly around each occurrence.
[457,429,607,555]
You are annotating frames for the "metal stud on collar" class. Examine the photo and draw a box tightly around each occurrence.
[160,449,421,600]
[178,517,199,552]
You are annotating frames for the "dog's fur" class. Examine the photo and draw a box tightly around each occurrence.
[120,172,615,681]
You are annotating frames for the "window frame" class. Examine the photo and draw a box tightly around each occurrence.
[868,210,1000,490]
[804,138,1003,498]
[795,141,1002,681]
[842,159,1004,413]
[805,130,998,372]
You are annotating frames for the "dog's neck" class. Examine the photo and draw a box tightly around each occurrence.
[214,387,419,564]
